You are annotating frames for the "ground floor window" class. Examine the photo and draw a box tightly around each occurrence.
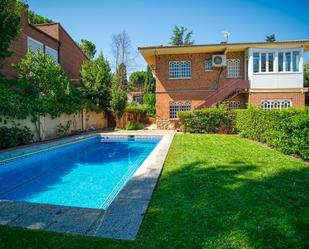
[228,101,241,109]
[169,102,191,119]
[261,99,292,110]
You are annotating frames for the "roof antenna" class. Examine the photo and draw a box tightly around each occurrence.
[222,31,231,42]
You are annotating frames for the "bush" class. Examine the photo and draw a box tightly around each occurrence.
[125,103,147,117]
[124,121,144,130]
[236,107,309,160]
[143,93,156,116]
[0,126,33,149]
[178,104,236,134]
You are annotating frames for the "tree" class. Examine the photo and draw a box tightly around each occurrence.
[78,39,96,59]
[111,31,136,69]
[266,34,276,42]
[14,51,70,98]
[144,66,155,93]
[304,61,309,87]
[170,26,194,46]
[128,71,146,91]
[114,63,128,91]
[0,0,22,61]
[110,67,128,127]
[80,53,112,112]
[28,10,53,24]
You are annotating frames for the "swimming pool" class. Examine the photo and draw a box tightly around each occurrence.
[0,135,161,209]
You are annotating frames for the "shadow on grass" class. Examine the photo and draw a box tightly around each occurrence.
[138,160,309,249]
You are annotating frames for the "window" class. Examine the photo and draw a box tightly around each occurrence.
[293,51,300,72]
[228,101,241,109]
[268,53,274,72]
[169,61,191,79]
[261,53,266,72]
[253,52,259,73]
[285,52,291,71]
[227,59,240,78]
[169,102,191,119]
[45,46,58,63]
[27,37,43,53]
[261,99,292,110]
[205,59,212,71]
[278,52,284,72]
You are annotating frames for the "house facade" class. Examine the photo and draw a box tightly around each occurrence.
[139,40,309,129]
[1,6,87,82]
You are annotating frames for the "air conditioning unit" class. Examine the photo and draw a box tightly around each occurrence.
[212,55,227,67]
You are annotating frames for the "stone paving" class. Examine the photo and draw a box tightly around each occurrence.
[0,133,174,240]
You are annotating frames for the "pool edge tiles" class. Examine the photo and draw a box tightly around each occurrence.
[0,133,174,240]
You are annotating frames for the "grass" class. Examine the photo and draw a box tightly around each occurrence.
[1,134,308,249]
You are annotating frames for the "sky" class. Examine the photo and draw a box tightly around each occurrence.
[27,0,309,73]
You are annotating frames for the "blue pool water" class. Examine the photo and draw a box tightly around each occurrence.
[0,136,160,209]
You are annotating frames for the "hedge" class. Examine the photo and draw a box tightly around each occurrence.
[177,105,236,134]
[236,107,309,160]
[0,126,33,149]
[178,105,309,160]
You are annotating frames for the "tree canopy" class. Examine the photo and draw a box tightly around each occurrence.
[78,39,97,59]
[0,0,22,61]
[265,34,276,42]
[304,60,309,87]
[170,26,194,46]
[144,66,155,93]
[28,9,53,24]
[129,71,146,91]
[80,53,112,112]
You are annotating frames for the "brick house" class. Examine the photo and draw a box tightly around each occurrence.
[139,40,309,129]
[1,6,87,83]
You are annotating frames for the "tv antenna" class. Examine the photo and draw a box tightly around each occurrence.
[222,31,231,42]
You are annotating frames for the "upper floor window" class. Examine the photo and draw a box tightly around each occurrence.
[227,59,240,78]
[27,37,43,53]
[169,61,191,79]
[45,46,58,63]
[169,102,191,119]
[261,99,292,110]
[254,50,301,73]
[205,59,212,71]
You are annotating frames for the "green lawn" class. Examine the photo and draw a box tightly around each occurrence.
[1,134,308,249]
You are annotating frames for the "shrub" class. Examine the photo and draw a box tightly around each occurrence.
[236,107,309,160]
[143,93,156,116]
[124,121,144,130]
[0,126,33,149]
[125,103,147,117]
[178,104,236,134]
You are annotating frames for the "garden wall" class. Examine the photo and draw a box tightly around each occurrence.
[0,109,107,143]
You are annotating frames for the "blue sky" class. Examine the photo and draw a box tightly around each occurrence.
[27,0,309,72]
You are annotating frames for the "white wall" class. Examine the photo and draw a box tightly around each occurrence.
[248,47,304,89]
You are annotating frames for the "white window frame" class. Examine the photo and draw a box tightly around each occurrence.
[45,45,59,63]
[261,99,292,110]
[205,59,212,71]
[27,36,43,53]
[169,102,191,119]
[169,61,191,79]
[226,59,240,78]
[252,48,302,75]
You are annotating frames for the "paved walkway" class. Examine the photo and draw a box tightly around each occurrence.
[0,132,174,240]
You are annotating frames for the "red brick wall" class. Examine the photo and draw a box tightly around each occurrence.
[155,52,245,121]
[1,9,58,78]
[1,9,87,82]
[58,26,87,81]
[248,92,305,108]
